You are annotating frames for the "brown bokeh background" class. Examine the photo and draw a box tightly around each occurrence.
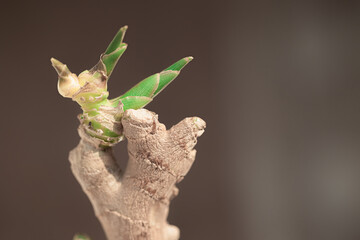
[1,1,360,240]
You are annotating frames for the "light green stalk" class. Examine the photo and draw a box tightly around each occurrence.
[51,26,192,147]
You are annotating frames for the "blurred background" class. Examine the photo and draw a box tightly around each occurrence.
[1,0,360,239]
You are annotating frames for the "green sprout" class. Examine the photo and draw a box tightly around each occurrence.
[51,26,192,146]
[73,234,91,240]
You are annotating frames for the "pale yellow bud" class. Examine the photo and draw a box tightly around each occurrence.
[51,58,81,98]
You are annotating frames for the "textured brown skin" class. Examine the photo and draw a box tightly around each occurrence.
[69,109,205,240]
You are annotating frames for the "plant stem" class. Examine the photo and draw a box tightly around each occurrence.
[69,109,205,240]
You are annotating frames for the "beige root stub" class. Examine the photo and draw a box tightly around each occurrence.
[69,109,206,240]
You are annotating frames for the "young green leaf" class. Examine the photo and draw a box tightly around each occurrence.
[110,56,193,109]
[102,43,127,76]
[105,25,128,54]
[164,56,193,71]
[91,26,128,77]
[120,73,159,98]
[121,96,153,110]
